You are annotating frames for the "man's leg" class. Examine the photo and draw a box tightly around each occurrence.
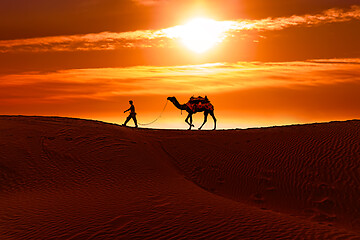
[123,115,131,126]
[132,115,138,128]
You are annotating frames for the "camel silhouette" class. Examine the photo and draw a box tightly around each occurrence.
[167,96,217,130]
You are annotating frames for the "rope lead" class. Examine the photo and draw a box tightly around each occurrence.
[138,100,168,126]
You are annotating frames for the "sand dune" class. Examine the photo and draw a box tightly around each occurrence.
[0,116,359,239]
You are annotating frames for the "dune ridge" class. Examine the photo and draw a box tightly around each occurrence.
[0,116,359,239]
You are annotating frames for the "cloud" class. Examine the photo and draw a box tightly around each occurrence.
[229,5,360,32]
[0,31,168,53]
[1,58,359,103]
[0,6,359,53]
[131,0,168,6]
[307,58,360,64]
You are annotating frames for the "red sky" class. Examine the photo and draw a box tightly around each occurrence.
[0,0,359,129]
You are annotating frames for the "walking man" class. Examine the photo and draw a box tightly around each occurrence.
[123,100,138,127]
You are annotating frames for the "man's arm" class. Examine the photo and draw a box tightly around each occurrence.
[124,107,131,113]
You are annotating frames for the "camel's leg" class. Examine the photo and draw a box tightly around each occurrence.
[185,113,194,130]
[189,114,194,127]
[198,112,208,130]
[185,114,190,126]
[210,111,217,130]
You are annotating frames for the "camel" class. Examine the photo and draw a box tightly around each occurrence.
[167,96,217,130]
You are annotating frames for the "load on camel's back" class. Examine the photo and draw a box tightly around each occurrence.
[186,96,214,113]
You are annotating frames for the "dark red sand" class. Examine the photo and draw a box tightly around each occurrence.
[0,116,359,239]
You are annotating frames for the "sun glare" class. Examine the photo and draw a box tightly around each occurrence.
[164,17,229,53]
[180,17,225,53]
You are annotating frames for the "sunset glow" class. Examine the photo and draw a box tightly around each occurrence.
[0,1,359,129]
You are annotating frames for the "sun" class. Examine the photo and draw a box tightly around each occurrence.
[180,17,226,53]
[164,17,228,53]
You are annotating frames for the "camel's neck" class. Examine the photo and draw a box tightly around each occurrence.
[170,97,187,110]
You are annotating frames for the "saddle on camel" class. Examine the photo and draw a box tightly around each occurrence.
[186,96,214,113]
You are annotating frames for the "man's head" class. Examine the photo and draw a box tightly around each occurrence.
[129,100,133,105]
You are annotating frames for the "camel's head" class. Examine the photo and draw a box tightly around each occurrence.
[167,97,175,101]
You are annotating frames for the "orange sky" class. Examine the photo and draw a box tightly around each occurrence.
[0,0,359,129]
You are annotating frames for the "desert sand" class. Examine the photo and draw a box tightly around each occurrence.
[0,116,359,239]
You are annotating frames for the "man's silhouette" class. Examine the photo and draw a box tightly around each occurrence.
[123,100,138,127]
